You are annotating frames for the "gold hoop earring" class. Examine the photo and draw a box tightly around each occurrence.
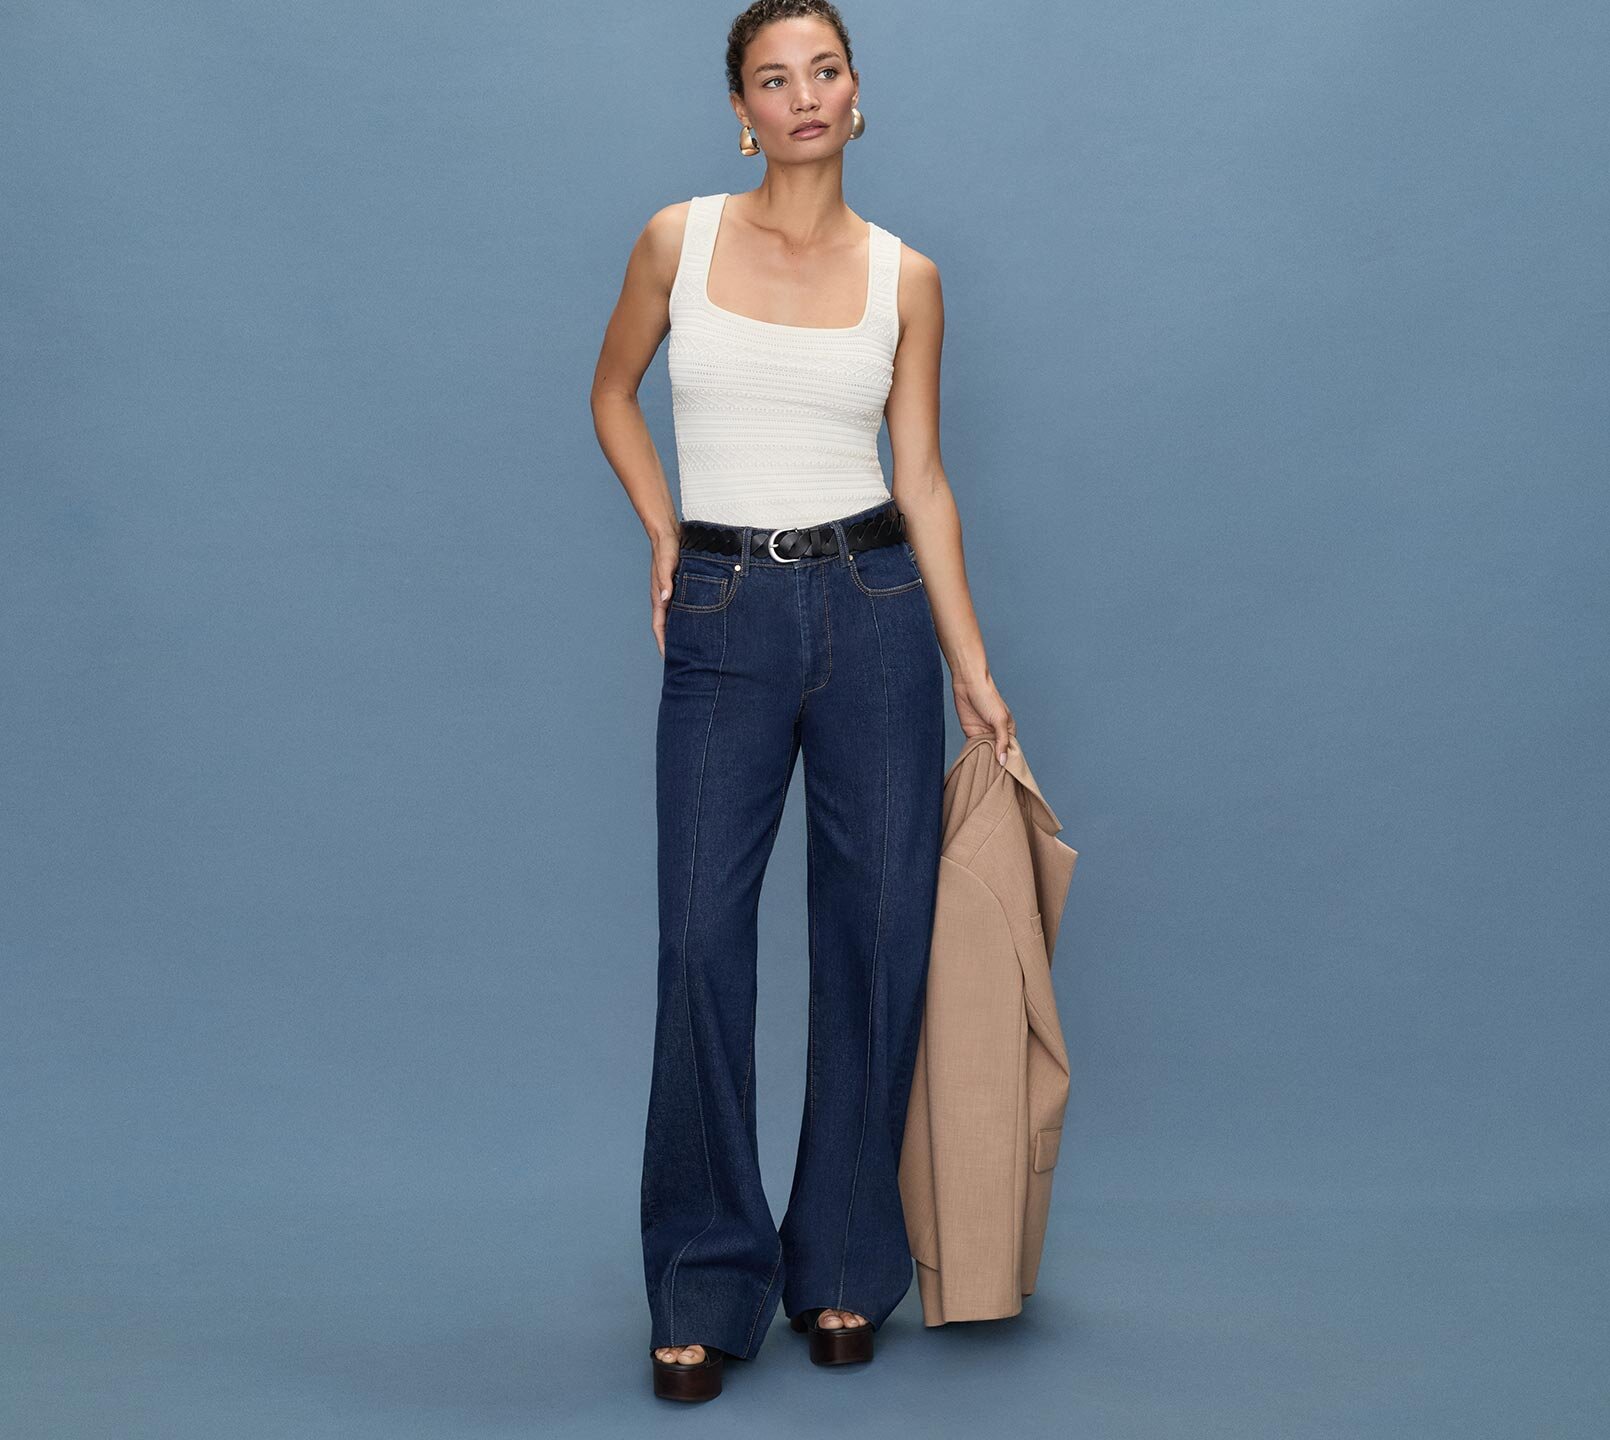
[850,107,864,139]
[738,123,760,156]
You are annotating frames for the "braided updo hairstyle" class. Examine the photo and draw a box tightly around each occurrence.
[725,0,855,97]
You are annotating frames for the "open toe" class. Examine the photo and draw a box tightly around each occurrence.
[649,1342,724,1401]
[788,1307,876,1366]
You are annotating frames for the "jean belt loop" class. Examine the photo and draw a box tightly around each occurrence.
[828,512,850,567]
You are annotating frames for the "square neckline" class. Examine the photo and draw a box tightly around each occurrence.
[699,192,874,335]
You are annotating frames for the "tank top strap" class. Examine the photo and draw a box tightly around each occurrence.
[671,194,722,311]
[866,222,903,346]
[688,192,723,271]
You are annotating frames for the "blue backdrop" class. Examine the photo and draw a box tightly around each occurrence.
[3,1,1605,1435]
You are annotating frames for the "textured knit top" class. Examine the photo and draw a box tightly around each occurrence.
[667,191,903,530]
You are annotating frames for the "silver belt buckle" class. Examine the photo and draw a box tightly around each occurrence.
[767,527,804,563]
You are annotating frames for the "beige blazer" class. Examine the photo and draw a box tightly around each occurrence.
[898,732,1080,1325]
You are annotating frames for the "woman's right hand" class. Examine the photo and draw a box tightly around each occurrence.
[651,539,680,658]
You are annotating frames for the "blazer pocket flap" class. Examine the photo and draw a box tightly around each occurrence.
[1033,1125,1062,1173]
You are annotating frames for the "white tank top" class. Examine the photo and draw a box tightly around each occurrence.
[667,192,903,530]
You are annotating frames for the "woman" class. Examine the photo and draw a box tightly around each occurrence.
[589,0,1014,1402]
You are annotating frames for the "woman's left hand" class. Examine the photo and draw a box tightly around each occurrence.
[953,675,1015,766]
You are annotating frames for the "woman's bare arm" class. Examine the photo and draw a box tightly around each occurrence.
[883,245,1014,761]
[589,202,690,656]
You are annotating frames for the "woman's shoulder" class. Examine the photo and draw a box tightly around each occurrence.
[642,195,698,246]
[867,217,936,279]
[885,234,942,345]
[633,197,706,289]
[890,234,941,301]
[883,227,936,274]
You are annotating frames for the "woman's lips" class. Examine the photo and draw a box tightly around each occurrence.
[791,123,827,138]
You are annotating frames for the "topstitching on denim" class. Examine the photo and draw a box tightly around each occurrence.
[740,748,796,1129]
[801,565,833,701]
[803,792,819,1146]
[664,603,730,1347]
[834,593,893,1310]
[847,542,924,598]
[740,1240,785,1358]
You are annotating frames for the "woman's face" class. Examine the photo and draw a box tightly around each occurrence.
[733,16,856,154]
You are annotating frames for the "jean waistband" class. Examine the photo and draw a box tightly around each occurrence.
[678,498,906,567]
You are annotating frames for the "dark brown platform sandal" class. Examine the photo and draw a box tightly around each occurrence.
[789,1308,875,1366]
[649,1343,725,1401]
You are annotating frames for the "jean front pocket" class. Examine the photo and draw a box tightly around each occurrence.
[669,553,740,612]
[847,539,924,597]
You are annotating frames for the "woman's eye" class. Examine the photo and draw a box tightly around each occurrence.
[762,67,838,88]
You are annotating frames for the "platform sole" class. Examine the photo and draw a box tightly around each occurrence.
[788,1309,875,1366]
[649,1345,724,1401]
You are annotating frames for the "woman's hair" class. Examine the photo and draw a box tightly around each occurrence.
[726,0,854,98]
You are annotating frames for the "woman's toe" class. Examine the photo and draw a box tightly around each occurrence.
[654,1343,705,1363]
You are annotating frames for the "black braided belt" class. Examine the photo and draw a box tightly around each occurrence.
[679,504,906,562]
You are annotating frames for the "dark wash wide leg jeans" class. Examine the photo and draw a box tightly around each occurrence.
[641,497,945,1359]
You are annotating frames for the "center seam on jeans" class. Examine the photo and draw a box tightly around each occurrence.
[741,1238,785,1358]
[836,595,892,1310]
[663,605,730,1346]
[803,796,819,1145]
[740,764,793,1127]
